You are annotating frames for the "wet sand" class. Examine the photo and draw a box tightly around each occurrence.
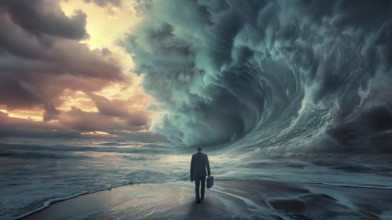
[23,180,392,220]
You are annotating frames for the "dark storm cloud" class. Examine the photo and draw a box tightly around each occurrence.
[0,0,88,40]
[0,111,80,138]
[57,107,148,132]
[0,106,149,139]
[83,0,122,7]
[0,42,121,109]
[88,93,150,128]
[0,0,122,110]
[0,0,151,137]
[125,0,392,147]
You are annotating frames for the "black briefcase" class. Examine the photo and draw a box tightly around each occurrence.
[207,176,214,189]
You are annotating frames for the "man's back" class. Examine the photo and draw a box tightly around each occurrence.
[191,152,210,178]
[190,147,211,203]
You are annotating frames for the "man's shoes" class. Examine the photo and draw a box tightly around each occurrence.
[196,200,201,204]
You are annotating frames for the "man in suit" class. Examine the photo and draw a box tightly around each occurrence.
[190,146,211,203]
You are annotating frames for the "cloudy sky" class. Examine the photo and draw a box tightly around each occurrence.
[1,0,391,148]
[0,0,154,139]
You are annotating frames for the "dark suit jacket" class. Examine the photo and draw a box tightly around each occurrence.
[190,152,211,178]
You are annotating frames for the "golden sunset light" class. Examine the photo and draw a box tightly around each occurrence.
[60,0,141,72]
[0,108,43,122]
[57,90,98,112]
[81,130,116,137]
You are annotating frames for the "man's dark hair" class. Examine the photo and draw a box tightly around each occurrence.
[197,146,202,151]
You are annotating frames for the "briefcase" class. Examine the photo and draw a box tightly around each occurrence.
[207,176,214,189]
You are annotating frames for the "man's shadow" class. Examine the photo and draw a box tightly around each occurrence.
[187,199,211,219]
[186,192,225,220]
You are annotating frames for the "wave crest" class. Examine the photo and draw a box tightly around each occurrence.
[124,0,392,152]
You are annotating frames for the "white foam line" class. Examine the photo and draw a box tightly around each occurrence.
[14,192,89,220]
[210,189,294,219]
[211,189,259,209]
[14,181,135,220]
[211,188,264,212]
[209,188,289,219]
[307,182,392,190]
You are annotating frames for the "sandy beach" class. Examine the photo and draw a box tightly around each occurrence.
[22,180,392,220]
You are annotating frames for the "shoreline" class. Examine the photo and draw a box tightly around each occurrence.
[22,180,392,220]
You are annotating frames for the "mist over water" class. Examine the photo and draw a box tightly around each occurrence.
[125,0,392,154]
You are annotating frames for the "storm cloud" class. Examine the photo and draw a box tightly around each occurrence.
[83,0,122,7]
[0,0,88,40]
[0,0,150,137]
[125,0,392,149]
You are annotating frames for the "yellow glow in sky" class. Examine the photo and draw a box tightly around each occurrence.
[0,108,43,121]
[81,130,117,137]
[58,0,151,115]
[57,90,98,112]
[60,0,143,74]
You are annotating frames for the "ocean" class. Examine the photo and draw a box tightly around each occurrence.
[0,138,183,219]
[1,138,391,219]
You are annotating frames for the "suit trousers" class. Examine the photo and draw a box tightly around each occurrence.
[194,176,206,201]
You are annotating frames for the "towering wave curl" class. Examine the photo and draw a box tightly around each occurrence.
[124,0,392,153]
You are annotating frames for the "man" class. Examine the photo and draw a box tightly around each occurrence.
[190,146,211,203]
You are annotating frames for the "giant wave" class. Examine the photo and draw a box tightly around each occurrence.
[125,0,392,154]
